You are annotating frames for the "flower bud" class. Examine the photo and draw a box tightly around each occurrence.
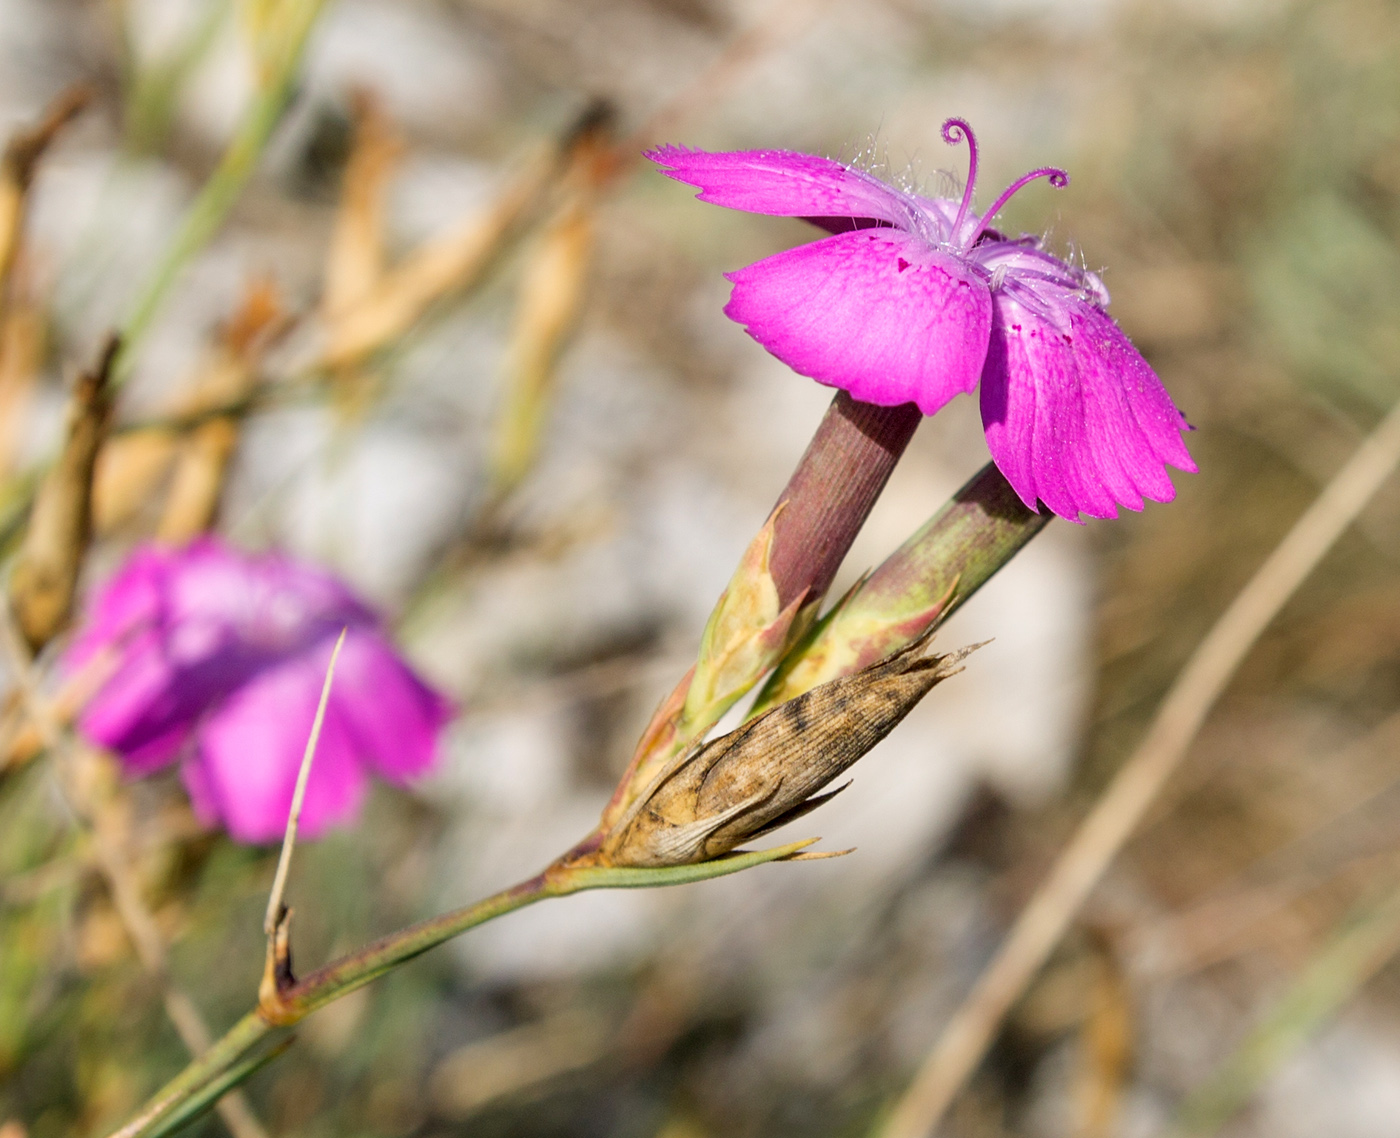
[594,627,976,868]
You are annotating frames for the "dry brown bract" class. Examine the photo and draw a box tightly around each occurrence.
[8,336,117,651]
[593,627,978,868]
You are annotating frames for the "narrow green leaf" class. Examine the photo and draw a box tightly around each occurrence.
[562,838,821,891]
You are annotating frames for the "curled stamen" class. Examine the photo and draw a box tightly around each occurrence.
[965,166,1069,248]
[941,117,979,243]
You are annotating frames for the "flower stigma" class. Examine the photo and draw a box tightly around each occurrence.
[939,117,1069,251]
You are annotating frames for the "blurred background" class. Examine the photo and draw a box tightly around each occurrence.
[2,0,1400,1135]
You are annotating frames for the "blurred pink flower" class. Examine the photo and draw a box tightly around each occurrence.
[66,538,452,843]
[648,119,1195,521]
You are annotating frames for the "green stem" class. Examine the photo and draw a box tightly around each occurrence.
[108,1012,277,1138]
[279,869,563,1019]
[122,0,232,156]
[753,461,1050,714]
[115,0,328,382]
[108,839,814,1138]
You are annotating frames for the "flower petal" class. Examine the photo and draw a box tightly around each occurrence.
[184,643,368,844]
[182,629,449,844]
[647,146,919,229]
[77,628,197,773]
[164,537,373,658]
[724,229,992,414]
[323,630,452,784]
[64,544,169,671]
[68,536,378,775]
[980,295,1195,521]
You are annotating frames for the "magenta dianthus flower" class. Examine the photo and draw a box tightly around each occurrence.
[65,538,452,843]
[648,119,1195,521]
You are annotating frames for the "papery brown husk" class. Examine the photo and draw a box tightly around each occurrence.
[593,627,977,868]
[9,337,116,650]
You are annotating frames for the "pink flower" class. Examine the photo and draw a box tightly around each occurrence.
[65,538,452,843]
[648,119,1196,521]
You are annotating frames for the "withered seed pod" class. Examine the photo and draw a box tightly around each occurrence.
[598,627,977,868]
[9,337,116,651]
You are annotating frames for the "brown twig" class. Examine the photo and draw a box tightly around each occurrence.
[878,394,1400,1138]
[9,336,117,650]
[0,85,91,307]
[0,601,271,1138]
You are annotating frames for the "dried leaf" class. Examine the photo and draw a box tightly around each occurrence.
[9,337,117,650]
[318,102,615,369]
[0,258,45,480]
[155,279,285,542]
[321,89,401,322]
[488,194,595,493]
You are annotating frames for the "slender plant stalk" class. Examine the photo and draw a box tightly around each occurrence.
[753,461,1048,714]
[116,0,329,380]
[143,1038,295,1138]
[767,391,921,609]
[108,402,1040,1138]
[876,394,1400,1138]
[107,1013,281,1138]
[122,0,231,155]
[108,841,815,1138]
[263,630,345,936]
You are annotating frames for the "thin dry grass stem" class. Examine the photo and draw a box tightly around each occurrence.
[319,88,403,416]
[878,394,1400,1138]
[467,0,829,494]
[314,113,588,371]
[259,630,345,1009]
[0,88,90,486]
[0,600,270,1138]
[262,629,345,936]
[318,0,811,379]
